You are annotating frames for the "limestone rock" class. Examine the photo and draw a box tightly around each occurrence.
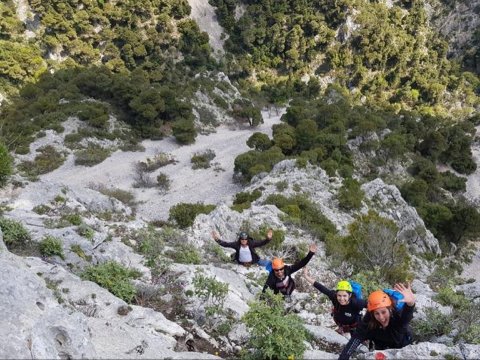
[360,342,480,359]
[362,178,440,254]
[0,248,97,359]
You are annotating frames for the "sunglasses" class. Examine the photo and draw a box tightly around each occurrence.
[273,268,284,272]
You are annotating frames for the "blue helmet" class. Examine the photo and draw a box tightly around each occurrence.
[239,232,248,240]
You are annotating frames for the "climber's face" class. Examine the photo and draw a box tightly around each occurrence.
[273,267,285,279]
[336,291,351,306]
[373,307,391,328]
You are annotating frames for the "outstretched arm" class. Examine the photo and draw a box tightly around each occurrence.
[303,267,315,285]
[290,243,317,274]
[303,268,336,300]
[211,230,236,249]
[251,228,273,248]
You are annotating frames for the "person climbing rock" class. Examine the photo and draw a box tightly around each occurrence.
[338,283,415,360]
[262,243,317,297]
[303,268,367,335]
[212,229,272,268]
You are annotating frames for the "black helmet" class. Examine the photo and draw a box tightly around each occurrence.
[239,232,248,240]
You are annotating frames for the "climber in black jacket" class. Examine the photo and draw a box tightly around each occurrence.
[212,229,272,268]
[262,243,317,296]
[303,267,367,335]
[338,283,415,360]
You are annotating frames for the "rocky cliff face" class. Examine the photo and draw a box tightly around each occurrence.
[1,152,480,358]
[429,0,480,71]
[2,1,479,358]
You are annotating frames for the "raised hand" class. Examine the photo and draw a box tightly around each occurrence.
[211,230,220,242]
[394,282,415,306]
[309,243,317,253]
[267,228,273,240]
[303,267,315,284]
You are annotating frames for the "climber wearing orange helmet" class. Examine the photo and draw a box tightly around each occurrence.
[212,229,272,268]
[338,283,415,360]
[303,268,367,335]
[262,243,317,297]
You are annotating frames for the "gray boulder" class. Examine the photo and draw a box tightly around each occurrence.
[359,342,480,359]
[0,248,97,359]
[362,178,440,254]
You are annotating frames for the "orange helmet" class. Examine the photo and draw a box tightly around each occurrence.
[272,258,285,270]
[367,290,392,312]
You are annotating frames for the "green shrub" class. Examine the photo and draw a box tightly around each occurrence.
[61,213,83,226]
[33,204,52,215]
[264,194,336,241]
[191,149,216,169]
[172,118,197,144]
[140,153,176,172]
[325,211,411,283]
[426,260,462,291]
[192,270,229,316]
[242,291,307,360]
[0,217,31,249]
[412,307,453,342]
[206,242,231,262]
[70,244,90,261]
[275,180,288,192]
[337,178,364,210]
[95,186,136,207]
[0,141,13,187]
[77,223,95,240]
[17,145,66,178]
[77,103,109,129]
[196,105,219,126]
[132,162,156,188]
[39,235,65,259]
[351,269,389,296]
[247,132,272,151]
[439,171,466,193]
[459,324,480,344]
[166,243,202,264]
[156,172,171,193]
[81,261,141,303]
[453,301,480,344]
[133,225,164,266]
[168,202,215,229]
[232,189,263,212]
[74,143,111,166]
[250,225,285,251]
[234,147,286,182]
[434,286,469,309]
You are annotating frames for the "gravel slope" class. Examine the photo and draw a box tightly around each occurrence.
[38,109,284,221]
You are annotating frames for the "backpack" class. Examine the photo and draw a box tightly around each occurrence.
[349,280,363,300]
[383,288,405,311]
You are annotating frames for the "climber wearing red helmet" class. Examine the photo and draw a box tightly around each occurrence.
[262,243,317,297]
[338,283,415,360]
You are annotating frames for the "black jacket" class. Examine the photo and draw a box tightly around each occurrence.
[216,236,271,264]
[338,304,415,359]
[313,281,367,327]
[262,251,315,295]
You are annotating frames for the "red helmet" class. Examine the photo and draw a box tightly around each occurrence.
[272,258,285,270]
[367,290,392,312]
